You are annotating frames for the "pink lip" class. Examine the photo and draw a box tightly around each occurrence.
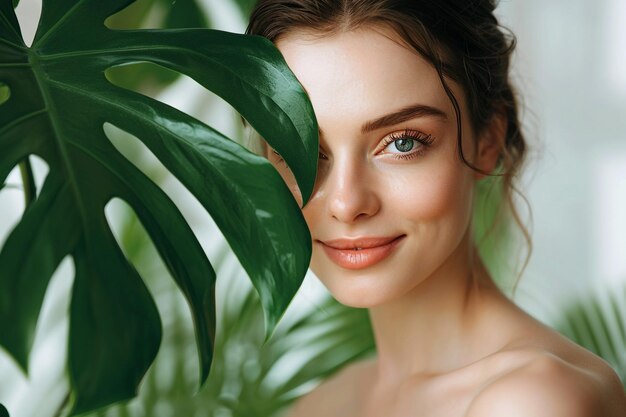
[319,235,405,270]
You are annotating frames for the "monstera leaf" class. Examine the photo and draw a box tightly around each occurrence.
[0,0,318,414]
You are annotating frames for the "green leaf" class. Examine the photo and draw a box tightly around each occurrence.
[69,235,161,415]
[0,0,318,414]
[0,402,8,417]
[163,0,208,29]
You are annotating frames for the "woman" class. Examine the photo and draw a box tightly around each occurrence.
[247,1,626,416]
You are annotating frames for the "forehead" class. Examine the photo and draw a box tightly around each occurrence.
[275,27,458,132]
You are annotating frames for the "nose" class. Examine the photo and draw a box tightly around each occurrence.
[323,156,381,223]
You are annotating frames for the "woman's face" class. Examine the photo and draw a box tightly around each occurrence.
[269,27,488,307]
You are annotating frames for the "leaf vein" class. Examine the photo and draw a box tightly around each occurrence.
[33,0,89,48]
[30,62,90,239]
[0,35,26,50]
[0,8,24,45]
[38,44,306,169]
[0,108,47,136]
[0,62,29,68]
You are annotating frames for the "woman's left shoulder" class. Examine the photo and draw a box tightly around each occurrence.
[465,351,626,417]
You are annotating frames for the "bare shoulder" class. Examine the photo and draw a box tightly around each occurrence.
[465,351,626,417]
[286,358,375,417]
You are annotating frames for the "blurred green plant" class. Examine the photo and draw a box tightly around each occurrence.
[80,204,374,417]
[472,174,515,288]
[0,0,318,414]
[554,285,626,384]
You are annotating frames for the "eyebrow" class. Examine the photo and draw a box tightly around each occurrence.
[361,103,449,134]
[317,103,449,139]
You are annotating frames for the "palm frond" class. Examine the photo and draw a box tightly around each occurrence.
[553,283,626,384]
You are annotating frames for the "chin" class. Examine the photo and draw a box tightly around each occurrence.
[333,294,384,308]
[320,274,403,308]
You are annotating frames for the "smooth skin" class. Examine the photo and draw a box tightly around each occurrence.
[266,27,626,417]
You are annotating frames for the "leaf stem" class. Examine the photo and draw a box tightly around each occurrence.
[18,157,36,207]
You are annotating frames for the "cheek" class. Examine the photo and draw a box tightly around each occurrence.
[300,192,324,237]
[384,160,473,225]
[285,175,303,208]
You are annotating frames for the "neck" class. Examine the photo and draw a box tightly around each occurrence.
[367,231,508,383]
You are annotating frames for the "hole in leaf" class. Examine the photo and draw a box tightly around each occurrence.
[105,0,209,30]
[14,0,42,47]
[104,197,153,269]
[104,196,202,395]
[105,62,180,97]
[102,123,225,259]
[0,165,26,249]
[28,255,73,387]
[104,62,245,146]
[28,154,49,200]
[104,198,183,351]
[0,155,49,249]
[9,155,49,203]
[102,123,168,185]
[0,82,10,106]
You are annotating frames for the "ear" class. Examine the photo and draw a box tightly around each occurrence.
[474,109,506,179]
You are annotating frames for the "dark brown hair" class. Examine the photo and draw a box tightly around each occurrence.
[246,0,530,292]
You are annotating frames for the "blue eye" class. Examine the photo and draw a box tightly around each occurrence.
[380,129,435,160]
[387,138,418,153]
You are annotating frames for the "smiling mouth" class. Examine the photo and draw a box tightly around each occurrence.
[319,235,405,270]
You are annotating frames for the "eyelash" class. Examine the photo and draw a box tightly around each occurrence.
[379,129,434,161]
[271,129,435,163]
